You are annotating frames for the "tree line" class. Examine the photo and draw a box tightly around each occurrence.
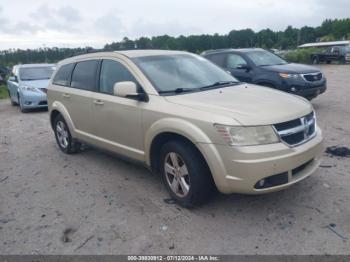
[1,18,349,66]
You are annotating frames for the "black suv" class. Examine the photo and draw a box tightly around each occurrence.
[311,46,350,64]
[202,48,327,100]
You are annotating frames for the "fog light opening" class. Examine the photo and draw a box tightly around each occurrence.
[291,87,297,92]
[257,179,265,188]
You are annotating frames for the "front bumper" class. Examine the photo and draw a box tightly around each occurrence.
[281,77,327,98]
[198,128,323,194]
[20,91,48,109]
[292,84,327,98]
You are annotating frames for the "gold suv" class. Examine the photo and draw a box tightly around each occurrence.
[48,50,323,207]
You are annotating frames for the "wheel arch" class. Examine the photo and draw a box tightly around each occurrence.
[254,80,276,88]
[145,118,213,173]
[49,101,76,137]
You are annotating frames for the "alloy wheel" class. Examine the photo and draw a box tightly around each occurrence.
[56,121,69,148]
[164,152,191,197]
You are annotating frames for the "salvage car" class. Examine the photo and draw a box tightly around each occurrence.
[202,48,327,100]
[7,64,55,112]
[48,50,323,207]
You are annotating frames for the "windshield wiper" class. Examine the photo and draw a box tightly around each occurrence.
[158,88,198,94]
[199,81,240,90]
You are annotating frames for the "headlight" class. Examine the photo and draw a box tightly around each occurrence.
[279,73,299,79]
[21,86,39,92]
[215,125,280,146]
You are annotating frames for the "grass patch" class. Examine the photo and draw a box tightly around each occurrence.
[282,48,320,64]
[0,84,9,99]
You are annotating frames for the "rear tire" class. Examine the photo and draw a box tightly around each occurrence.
[340,57,346,64]
[326,60,331,64]
[54,114,81,154]
[312,57,319,64]
[160,140,214,208]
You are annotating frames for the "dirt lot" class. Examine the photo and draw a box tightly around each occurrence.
[0,65,349,255]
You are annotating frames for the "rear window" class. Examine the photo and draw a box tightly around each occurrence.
[52,63,75,86]
[71,60,99,91]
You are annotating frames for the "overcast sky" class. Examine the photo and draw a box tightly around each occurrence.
[0,0,349,50]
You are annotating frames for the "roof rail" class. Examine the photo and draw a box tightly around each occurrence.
[70,49,107,57]
[201,48,234,56]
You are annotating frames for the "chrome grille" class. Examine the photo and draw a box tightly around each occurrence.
[274,112,316,146]
[302,72,322,82]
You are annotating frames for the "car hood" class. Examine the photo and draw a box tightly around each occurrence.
[165,84,313,126]
[262,63,320,74]
[20,79,50,89]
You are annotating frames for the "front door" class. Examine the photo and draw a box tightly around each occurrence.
[225,53,253,83]
[91,59,144,161]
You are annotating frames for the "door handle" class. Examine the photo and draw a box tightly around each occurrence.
[93,99,104,105]
[62,93,70,98]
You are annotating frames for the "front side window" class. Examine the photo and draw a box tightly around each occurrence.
[133,54,238,94]
[99,60,137,95]
[71,60,99,91]
[19,67,54,81]
[52,63,75,86]
[226,54,248,69]
[246,50,288,66]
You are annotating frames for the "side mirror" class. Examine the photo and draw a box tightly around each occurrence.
[236,64,251,71]
[113,81,148,102]
[8,76,17,82]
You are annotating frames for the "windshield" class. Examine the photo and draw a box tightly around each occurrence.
[246,50,288,66]
[132,54,238,94]
[19,67,54,81]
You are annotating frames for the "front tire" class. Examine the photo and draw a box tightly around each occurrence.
[18,94,27,113]
[54,114,81,154]
[160,140,214,207]
[9,91,17,106]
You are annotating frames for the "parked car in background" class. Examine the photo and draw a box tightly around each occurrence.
[0,65,10,84]
[48,50,323,207]
[7,64,55,112]
[202,48,327,100]
[311,46,350,64]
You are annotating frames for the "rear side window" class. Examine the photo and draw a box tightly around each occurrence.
[206,54,226,67]
[71,60,99,91]
[52,63,75,86]
[99,59,138,95]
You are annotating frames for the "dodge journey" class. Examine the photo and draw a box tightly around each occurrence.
[48,50,323,207]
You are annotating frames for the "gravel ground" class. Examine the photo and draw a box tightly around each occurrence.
[0,65,349,255]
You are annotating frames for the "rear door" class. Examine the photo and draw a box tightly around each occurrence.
[91,59,144,160]
[68,60,100,137]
